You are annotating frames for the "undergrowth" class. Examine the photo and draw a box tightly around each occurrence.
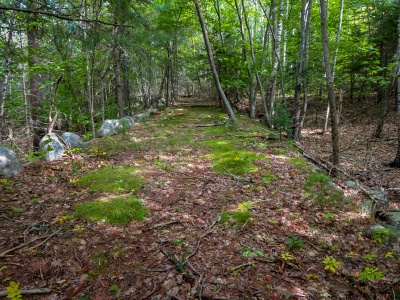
[75,195,148,225]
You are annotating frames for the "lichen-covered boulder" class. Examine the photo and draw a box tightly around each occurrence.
[156,98,166,110]
[61,132,85,151]
[39,133,65,161]
[370,224,400,254]
[136,113,147,123]
[147,108,157,115]
[97,120,119,137]
[116,116,135,133]
[0,147,24,177]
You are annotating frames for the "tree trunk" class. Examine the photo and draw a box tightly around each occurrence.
[0,12,14,146]
[20,33,32,153]
[193,0,236,121]
[27,16,43,151]
[293,0,310,141]
[320,0,340,165]
[234,0,254,119]
[242,0,271,127]
[322,0,344,135]
[300,2,313,129]
[390,0,400,167]
[282,0,289,69]
[113,25,124,118]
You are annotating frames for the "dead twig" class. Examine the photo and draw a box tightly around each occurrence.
[153,220,180,228]
[232,262,253,271]
[270,272,301,288]
[62,282,84,300]
[22,229,61,252]
[74,248,83,267]
[0,288,52,297]
[140,279,157,300]
[0,232,56,258]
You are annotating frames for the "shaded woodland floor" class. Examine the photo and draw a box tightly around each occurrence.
[0,98,400,300]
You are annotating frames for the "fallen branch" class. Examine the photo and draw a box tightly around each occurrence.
[160,249,193,282]
[153,220,180,228]
[226,133,276,140]
[169,169,215,183]
[0,288,52,297]
[140,279,157,300]
[0,235,50,258]
[62,282,84,300]
[232,262,253,271]
[179,121,226,128]
[270,273,301,288]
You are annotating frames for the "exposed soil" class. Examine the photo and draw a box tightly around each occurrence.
[1,98,400,300]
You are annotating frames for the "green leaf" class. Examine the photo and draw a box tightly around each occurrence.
[109,285,119,291]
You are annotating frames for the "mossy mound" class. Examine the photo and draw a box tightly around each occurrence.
[78,165,144,193]
[75,195,148,225]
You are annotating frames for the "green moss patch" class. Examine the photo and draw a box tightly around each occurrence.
[78,166,144,193]
[219,211,253,224]
[287,158,311,169]
[213,150,259,175]
[75,195,148,225]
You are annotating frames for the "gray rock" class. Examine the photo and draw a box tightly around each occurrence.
[116,117,135,133]
[61,132,85,151]
[361,200,374,214]
[370,224,400,253]
[39,133,65,161]
[136,113,147,123]
[97,119,118,137]
[156,98,166,110]
[147,108,157,114]
[344,181,358,189]
[385,209,400,229]
[0,147,24,177]
[370,190,389,210]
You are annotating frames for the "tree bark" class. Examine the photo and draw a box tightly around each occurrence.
[113,25,124,118]
[20,32,32,153]
[0,12,14,146]
[234,0,254,119]
[320,0,340,165]
[27,13,43,151]
[193,0,236,121]
[322,0,344,135]
[390,0,400,167]
[293,0,310,141]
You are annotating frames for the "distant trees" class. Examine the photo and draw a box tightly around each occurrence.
[0,0,399,167]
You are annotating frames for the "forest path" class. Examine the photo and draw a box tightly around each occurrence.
[0,106,398,300]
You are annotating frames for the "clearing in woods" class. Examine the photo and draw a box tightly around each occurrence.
[0,104,399,299]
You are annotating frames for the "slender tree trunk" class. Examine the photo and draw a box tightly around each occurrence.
[323,0,344,135]
[0,12,14,146]
[193,0,236,121]
[113,25,124,118]
[320,0,340,165]
[27,15,43,151]
[234,0,254,119]
[282,0,289,69]
[293,0,309,141]
[20,33,32,153]
[241,0,271,127]
[301,2,313,129]
[390,0,400,167]
[122,58,130,113]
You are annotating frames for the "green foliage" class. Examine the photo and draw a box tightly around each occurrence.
[281,252,293,261]
[212,150,259,175]
[372,227,396,244]
[262,172,277,184]
[358,267,383,281]
[272,103,293,140]
[242,246,264,258]
[78,166,144,193]
[322,256,340,273]
[288,236,304,249]
[6,282,22,300]
[363,254,377,261]
[287,158,310,169]
[75,195,148,225]
[218,211,253,224]
[272,148,287,156]
[303,173,346,208]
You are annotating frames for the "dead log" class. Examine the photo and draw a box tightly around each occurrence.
[0,288,52,297]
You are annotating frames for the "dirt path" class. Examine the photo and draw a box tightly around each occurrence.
[0,106,399,299]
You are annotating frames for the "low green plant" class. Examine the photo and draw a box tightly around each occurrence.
[372,227,396,244]
[281,252,293,260]
[303,173,346,208]
[272,148,287,156]
[262,172,277,184]
[75,195,148,225]
[287,158,310,169]
[109,284,121,297]
[242,246,264,258]
[358,267,383,281]
[363,254,378,261]
[322,256,340,273]
[288,235,304,249]
[78,166,144,193]
[5,281,22,300]
[218,211,253,224]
